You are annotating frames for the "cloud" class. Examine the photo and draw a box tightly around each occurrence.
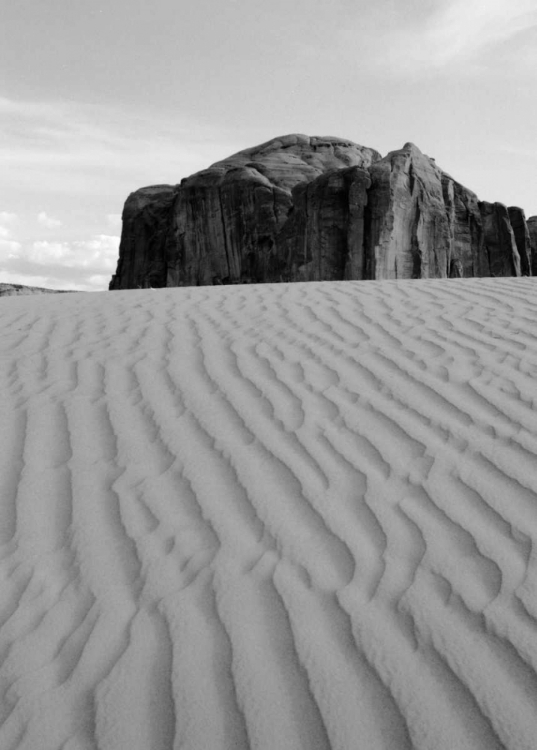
[0,252,112,291]
[0,212,19,239]
[0,238,22,258]
[0,97,245,198]
[417,0,537,64]
[0,213,21,254]
[29,235,119,270]
[37,211,62,228]
[497,144,537,158]
[0,96,247,292]
[0,233,119,291]
[335,0,537,77]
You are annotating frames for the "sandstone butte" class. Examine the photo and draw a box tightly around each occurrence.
[109,134,536,289]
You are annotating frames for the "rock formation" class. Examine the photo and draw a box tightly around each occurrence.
[0,283,76,297]
[507,207,532,276]
[364,143,487,280]
[110,134,533,289]
[477,202,520,278]
[110,135,381,290]
[441,173,487,278]
[109,185,177,290]
[527,216,537,277]
[279,165,372,281]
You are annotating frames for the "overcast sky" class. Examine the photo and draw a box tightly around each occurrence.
[2,0,536,291]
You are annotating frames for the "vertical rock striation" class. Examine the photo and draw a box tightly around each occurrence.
[528,216,537,277]
[109,135,533,289]
[109,185,177,289]
[365,144,447,279]
[441,176,487,278]
[479,202,521,277]
[110,135,380,289]
[364,143,485,280]
[168,164,293,286]
[279,166,371,281]
[508,207,534,276]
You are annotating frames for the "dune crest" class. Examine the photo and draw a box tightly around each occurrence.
[1,278,537,750]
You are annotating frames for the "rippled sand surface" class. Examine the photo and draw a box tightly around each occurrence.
[1,278,537,750]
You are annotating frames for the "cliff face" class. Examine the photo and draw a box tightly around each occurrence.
[507,207,532,277]
[478,202,521,277]
[364,143,487,280]
[110,135,533,289]
[168,165,292,286]
[109,186,177,290]
[111,135,380,289]
[526,216,537,277]
[442,174,486,278]
[278,166,371,282]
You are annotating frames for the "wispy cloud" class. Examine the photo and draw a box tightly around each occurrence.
[420,0,537,65]
[337,0,537,77]
[0,97,245,197]
[497,143,537,158]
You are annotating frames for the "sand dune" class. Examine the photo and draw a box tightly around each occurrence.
[1,277,537,750]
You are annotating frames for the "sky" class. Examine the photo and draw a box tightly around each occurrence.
[1,0,536,291]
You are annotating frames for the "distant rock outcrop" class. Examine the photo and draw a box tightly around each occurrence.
[110,134,533,289]
[0,283,75,297]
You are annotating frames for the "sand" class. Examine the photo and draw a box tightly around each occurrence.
[1,277,537,750]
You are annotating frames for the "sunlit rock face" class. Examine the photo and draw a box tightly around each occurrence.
[441,173,487,278]
[365,143,487,280]
[508,207,534,276]
[365,143,448,279]
[110,135,533,289]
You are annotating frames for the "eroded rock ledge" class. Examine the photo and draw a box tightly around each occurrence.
[110,135,535,289]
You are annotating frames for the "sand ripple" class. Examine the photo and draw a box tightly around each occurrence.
[1,278,537,749]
